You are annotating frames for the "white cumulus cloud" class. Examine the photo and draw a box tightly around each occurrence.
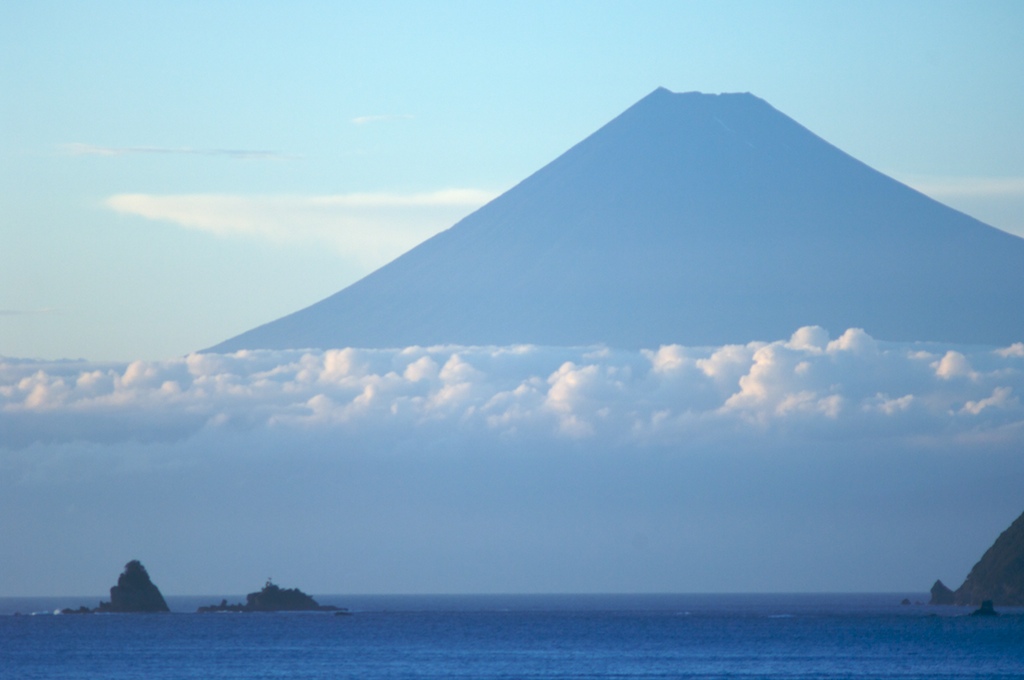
[2,327,1023,449]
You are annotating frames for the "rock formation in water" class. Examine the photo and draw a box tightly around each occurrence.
[197,579,343,613]
[94,560,170,613]
[952,510,1024,606]
[928,579,955,605]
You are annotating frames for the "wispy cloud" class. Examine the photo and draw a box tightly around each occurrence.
[351,113,414,125]
[104,190,498,265]
[899,175,1024,198]
[897,174,1024,238]
[0,308,59,316]
[62,143,296,161]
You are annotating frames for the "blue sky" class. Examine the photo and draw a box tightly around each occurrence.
[2,0,1023,360]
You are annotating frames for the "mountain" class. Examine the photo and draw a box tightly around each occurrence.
[208,88,1024,352]
[953,510,1024,606]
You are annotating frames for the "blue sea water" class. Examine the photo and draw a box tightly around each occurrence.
[1,594,1022,679]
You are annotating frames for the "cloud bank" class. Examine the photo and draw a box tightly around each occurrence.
[3,327,1024,596]
[3,327,1022,450]
[105,190,497,264]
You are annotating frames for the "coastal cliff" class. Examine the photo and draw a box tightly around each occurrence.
[953,510,1024,606]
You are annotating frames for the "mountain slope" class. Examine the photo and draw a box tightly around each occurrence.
[209,88,1024,352]
[954,510,1024,606]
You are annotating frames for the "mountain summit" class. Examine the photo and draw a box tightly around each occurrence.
[209,88,1024,352]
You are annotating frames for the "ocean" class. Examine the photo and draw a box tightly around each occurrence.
[2,594,1022,679]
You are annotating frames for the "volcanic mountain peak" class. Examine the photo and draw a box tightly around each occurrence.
[208,88,1024,353]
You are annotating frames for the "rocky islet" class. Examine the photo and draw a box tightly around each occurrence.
[197,579,344,613]
[58,561,344,614]
[61,560,170,614]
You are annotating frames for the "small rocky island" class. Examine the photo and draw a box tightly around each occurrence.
[930,509,1024,607]
[198,579,344,613]
[62,560,170,614]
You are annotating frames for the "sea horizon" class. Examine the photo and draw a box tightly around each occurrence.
[4,591,1014,617]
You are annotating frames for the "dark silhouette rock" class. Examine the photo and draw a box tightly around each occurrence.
[244,580,328,611]
[59,606,93,615]
[95,560,170,613]
[196,598,246,613]
[198,579,343,613]
[970,600,998,616]
[929,579,955,605]
[953,510,1024,606]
